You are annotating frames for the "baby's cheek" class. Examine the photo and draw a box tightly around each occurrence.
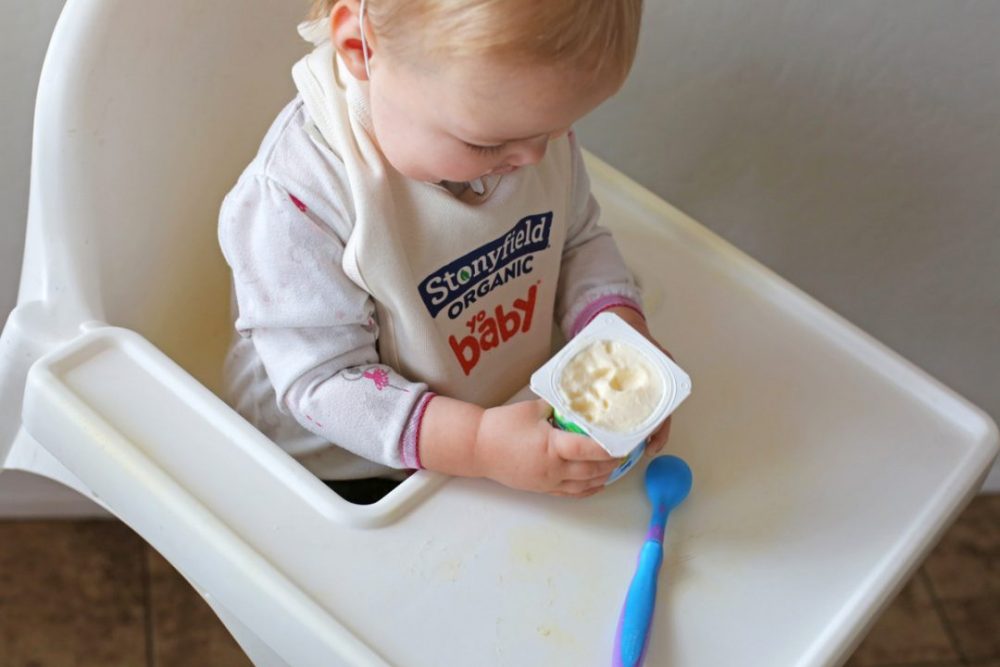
[442,155,488,182]
[420,149,484,183]
[382,139,437,181]
[371,116,429,178]
[376,125,485,182]
[401,143,457,181]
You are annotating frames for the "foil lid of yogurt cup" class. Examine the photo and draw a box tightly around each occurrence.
[530,313,692,457]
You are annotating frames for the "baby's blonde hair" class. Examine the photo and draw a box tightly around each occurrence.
[310,0,643,82]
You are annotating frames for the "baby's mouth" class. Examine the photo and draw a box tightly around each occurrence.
[489,164,518,175]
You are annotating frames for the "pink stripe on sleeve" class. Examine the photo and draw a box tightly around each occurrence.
[570,295,646,338]
[400,392,436,469]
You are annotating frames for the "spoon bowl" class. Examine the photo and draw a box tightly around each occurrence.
[645,455,693,511]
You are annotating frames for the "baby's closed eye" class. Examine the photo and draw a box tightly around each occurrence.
[464,142,505,155]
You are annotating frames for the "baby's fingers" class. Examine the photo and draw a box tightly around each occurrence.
[552,478,607,497]
[552,487,604,499]
[645,416,672,457]
[550,430,614,462]
[561,458,620,481]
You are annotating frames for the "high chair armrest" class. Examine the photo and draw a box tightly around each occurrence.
[21,326,395,667]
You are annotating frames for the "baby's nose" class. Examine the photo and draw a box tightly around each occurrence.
[509,136,549,166]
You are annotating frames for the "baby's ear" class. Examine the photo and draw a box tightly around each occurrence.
[330,0,371,81]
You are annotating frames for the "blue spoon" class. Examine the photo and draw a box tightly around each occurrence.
[612,455,693,667]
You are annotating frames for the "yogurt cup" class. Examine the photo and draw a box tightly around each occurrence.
[530,313,692,484]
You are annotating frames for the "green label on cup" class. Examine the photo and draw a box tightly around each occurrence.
[551,409,589,435]
[550,408,645,485]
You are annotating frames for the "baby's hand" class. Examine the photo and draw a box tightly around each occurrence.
[474,399,619,498]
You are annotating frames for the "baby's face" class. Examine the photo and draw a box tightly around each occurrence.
[367,56,621,183]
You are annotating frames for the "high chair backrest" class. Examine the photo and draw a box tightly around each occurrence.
[25,0,307,391]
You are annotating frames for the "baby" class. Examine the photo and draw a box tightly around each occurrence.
[219,0,672,500]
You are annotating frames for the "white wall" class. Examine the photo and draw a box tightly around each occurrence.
[576,0,1000,490]
[0,0,80,515]
[1,0,66,318]
[2,0,998,501]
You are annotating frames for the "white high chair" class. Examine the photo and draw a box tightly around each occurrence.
[1,1,997,665]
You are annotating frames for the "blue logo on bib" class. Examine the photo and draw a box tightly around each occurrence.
[418,213,552,320]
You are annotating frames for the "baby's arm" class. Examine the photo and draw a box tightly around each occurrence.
[556,132,646,338]
[221,174,429,469]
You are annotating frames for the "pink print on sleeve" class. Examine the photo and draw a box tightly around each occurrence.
[288,194,308,213]
[342,366,410,392]
[363,368,390,390]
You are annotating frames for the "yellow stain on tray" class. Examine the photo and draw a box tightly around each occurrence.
[499,526,591,654]
[534,622,575,649]
[507,525,565,571]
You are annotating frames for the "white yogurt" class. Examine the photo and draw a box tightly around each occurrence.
[558,340,664,433]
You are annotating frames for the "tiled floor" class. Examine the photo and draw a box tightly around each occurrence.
[0,495,997,667]
[844,493,1000,667]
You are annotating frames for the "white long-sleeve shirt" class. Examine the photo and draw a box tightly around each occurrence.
[219,45,642,481]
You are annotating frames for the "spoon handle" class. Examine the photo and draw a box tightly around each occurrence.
[612,540,664,667]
